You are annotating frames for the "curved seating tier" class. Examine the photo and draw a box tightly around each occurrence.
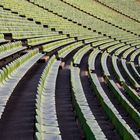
[73,44,92,66]
[27,35,68,46]
[71,65,107,140]
[42,37,75,53]
[0,41,27,60]
[58,41,83,59]
[120,59,139,89]
[0,49,44,119]
[35,55,62,140]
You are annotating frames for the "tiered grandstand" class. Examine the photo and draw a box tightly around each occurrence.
[0,0,140,139]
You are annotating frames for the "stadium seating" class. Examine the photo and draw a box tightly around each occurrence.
[0,0,139,139]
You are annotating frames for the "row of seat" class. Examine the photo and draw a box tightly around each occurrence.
[0,41,27,61]
[120,59,139,89]
[35,55,62,140]
[71,64,107,140]
[0,49,44,119]
[42,37,75,53]
[73,44,92,66]
[57,41,83,59]
[28,35,68,47]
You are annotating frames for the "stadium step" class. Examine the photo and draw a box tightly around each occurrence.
[55,59,84,140]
